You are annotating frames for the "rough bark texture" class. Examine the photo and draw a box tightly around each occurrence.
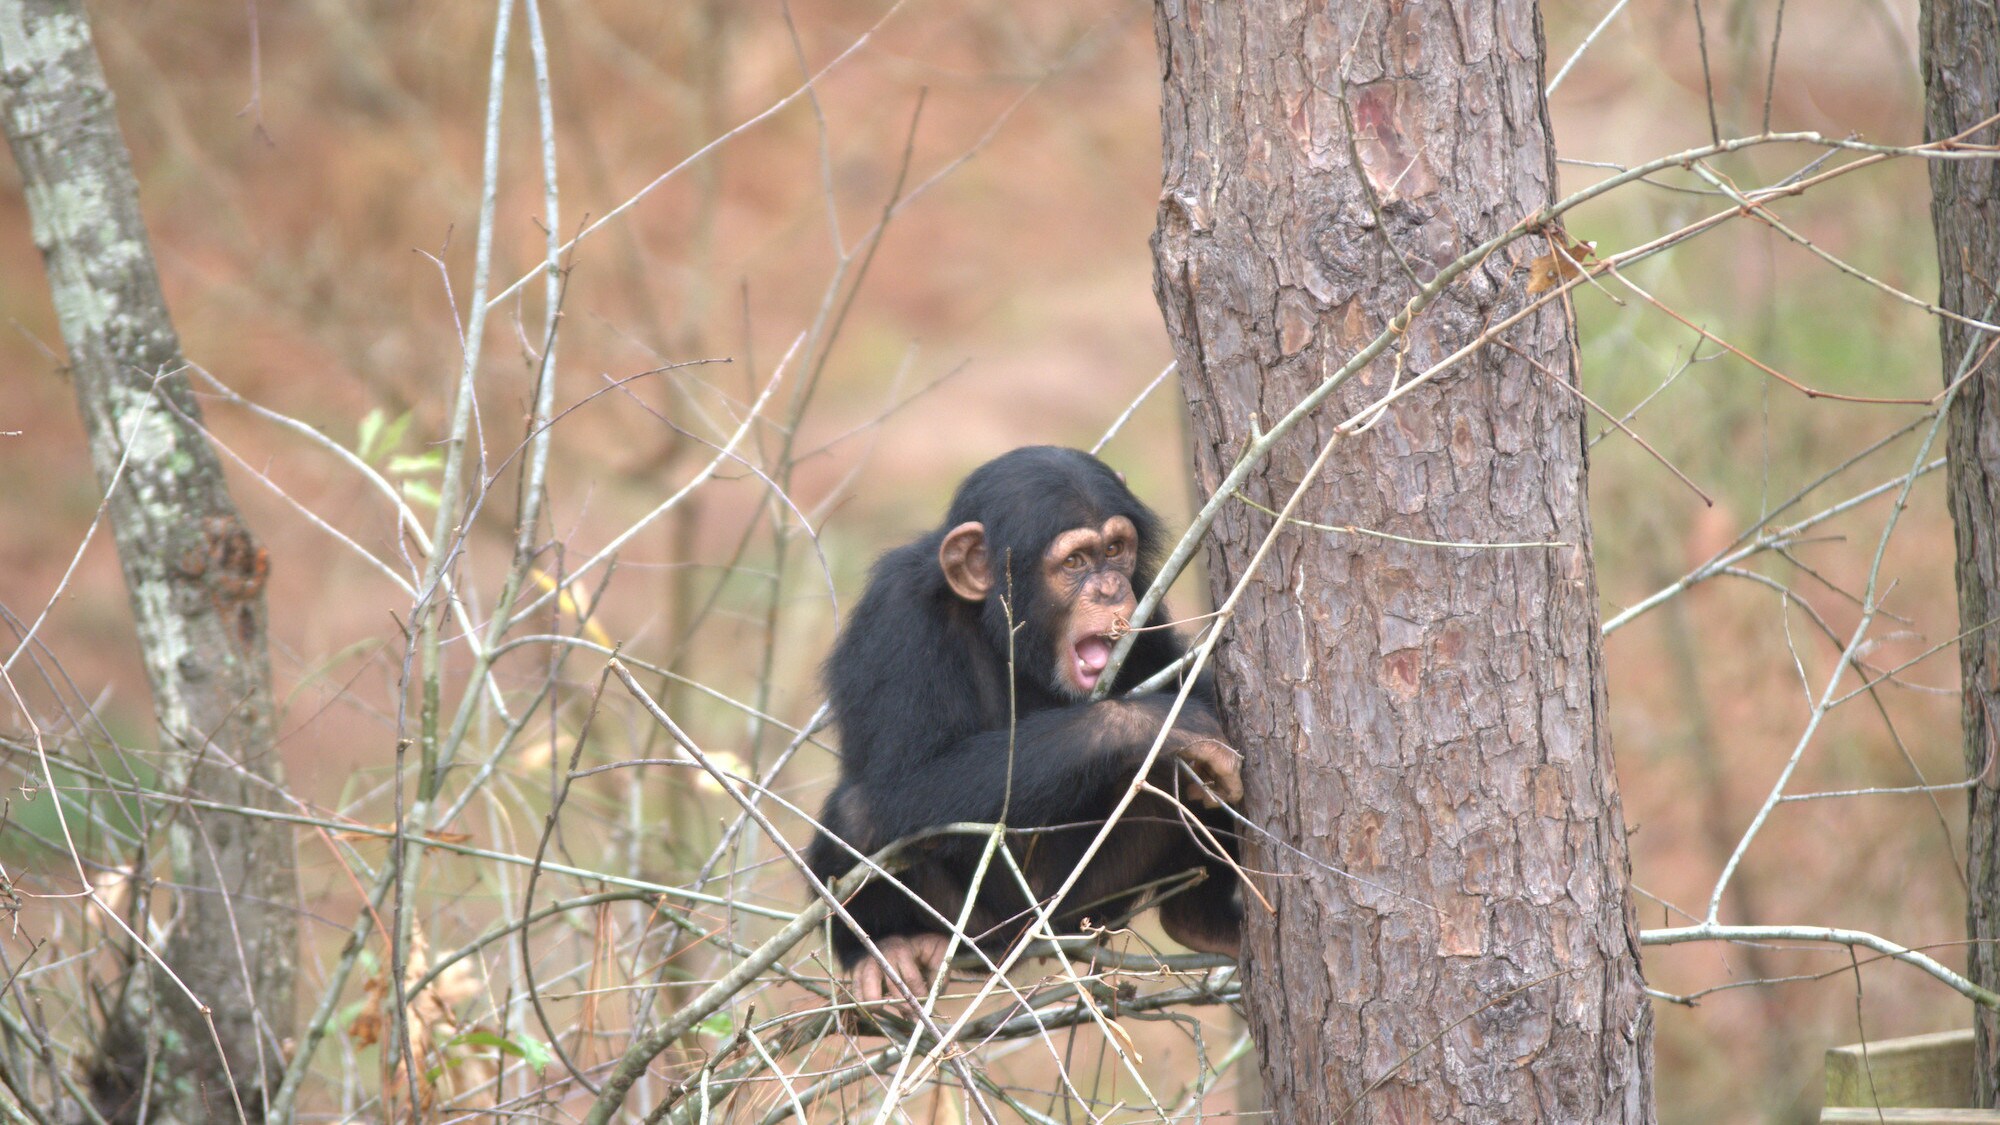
[1150,2,1654,1120]
[0,2,297,1120]
[1920,0,2000,1104]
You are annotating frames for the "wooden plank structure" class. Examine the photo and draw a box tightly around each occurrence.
[1821,1030,2000,1123]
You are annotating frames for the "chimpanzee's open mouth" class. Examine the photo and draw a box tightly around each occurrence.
[1073,635,1113,690]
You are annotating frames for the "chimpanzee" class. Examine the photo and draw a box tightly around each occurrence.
[805,446,1243,1005]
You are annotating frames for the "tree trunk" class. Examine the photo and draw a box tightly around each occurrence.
[1150,2,1654,1120]
[0,2,298,1120]
[1920,0,2000,1104]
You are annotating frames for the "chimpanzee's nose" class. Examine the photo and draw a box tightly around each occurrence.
[1090,573,1132,604]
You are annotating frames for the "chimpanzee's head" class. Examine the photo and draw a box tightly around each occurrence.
[934,446,1164,700]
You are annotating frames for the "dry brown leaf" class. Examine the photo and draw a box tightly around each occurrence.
[348,925,496,1123]
[1526,230,1596,294]
[1103,1016,1143,1063]
[82,865,133,942]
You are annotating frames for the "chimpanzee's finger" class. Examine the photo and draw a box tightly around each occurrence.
[851,960,888,1006]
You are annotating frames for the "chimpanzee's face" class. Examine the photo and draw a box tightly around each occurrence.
[935,447,1159,700]
[1040,516,1138,697]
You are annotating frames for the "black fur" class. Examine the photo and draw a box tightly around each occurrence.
[805,446,1242,967]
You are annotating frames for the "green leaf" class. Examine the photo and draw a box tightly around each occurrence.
[695,1011,734,1037]
[447,1029,553,1072]
[387,451,445,477]
[401,480,441,510]
[378,410,415,459]
[356,409,386,464]
[513,1033,554,1071]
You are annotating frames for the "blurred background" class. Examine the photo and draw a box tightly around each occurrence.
[0,0,1967,1120]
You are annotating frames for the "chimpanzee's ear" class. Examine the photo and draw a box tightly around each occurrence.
[938,521,992,601]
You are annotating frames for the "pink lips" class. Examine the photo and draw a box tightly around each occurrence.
[1074,635,1112,689]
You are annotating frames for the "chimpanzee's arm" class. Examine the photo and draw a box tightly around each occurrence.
[856,692,1220,844]
[808,690,1223,967]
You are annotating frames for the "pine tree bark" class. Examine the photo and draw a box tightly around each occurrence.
[0,2,297,1120]
[1150,2,1654,1119]
[1919,0,2000,1104]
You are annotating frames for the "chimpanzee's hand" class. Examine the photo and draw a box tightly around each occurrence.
[849,932,954,1008]
[1172,703,1228,743]
[1173,737,1243,807]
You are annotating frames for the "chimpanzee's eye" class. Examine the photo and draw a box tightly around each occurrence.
[1105,540,1123,558]
[1063,553,1085,571]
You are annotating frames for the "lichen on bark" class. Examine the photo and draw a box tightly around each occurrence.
[0,1,298,1120]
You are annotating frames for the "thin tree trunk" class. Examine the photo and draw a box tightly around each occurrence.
[0,2,297,1120]
[1919,0,2000,1103]
[1150,2,1654,1120]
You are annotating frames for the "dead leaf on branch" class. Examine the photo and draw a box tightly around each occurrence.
[1526,228,1597,294]
[350,924,495,1123]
